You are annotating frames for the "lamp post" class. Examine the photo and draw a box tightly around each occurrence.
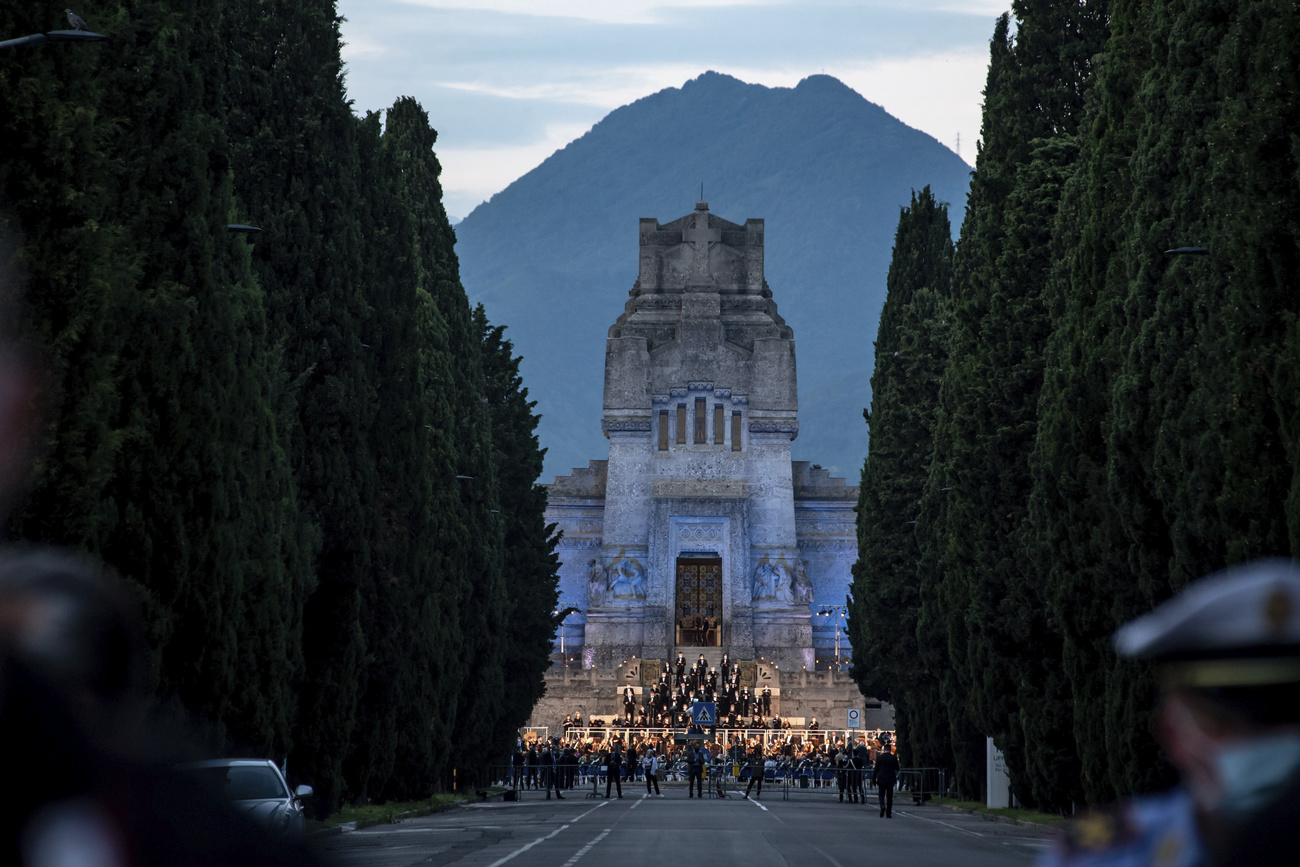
[817,606,847,672]
[553,605,581,669]
[0,29,109,50]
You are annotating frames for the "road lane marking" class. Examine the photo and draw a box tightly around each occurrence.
[630,796,644,810]
[745,796,769,812]
[894,810,984,837]
[561,829,611,867]
[482,797,612,867]
[572,801,609,823]
[811,845,846,867]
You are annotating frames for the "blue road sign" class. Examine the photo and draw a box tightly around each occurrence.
[691,702,717,726]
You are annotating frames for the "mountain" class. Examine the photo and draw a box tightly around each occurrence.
[454,71,971,481]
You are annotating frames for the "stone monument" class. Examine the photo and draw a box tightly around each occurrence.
[534,203,887,731]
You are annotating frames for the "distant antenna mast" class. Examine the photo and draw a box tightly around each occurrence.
[700,182,704,201]
[955,132,961,157]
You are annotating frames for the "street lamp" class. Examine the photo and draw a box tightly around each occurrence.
[0,29,109,50]
[817,606,847,672]
[553,605,581,669]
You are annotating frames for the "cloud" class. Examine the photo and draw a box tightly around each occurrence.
[390,0,779,25]
[338,0,994,211]
[438,121,596,217]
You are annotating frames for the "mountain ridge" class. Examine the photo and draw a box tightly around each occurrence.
[455,71,972,480]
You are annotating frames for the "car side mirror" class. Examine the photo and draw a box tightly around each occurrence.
[294,784,314,799]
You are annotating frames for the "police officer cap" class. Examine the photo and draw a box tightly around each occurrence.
[1114,558,1300,688]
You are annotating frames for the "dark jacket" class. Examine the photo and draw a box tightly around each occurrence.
[874,751,900,787]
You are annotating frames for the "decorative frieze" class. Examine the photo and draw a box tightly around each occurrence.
[678,523,724,542]
[796,539,857,552]
[749,420,799,435]
[557,536,604,549]
[601,419,652,433]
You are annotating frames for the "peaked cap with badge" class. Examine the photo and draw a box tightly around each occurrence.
[1115,558,1300,692]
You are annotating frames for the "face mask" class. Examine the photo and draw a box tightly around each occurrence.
[1214,731,1300,819]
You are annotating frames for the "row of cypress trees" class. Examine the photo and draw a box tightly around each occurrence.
[850,0,1300,813]
[0,0,560,815]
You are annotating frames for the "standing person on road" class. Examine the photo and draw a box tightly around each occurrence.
[743,747,765,800]
[686,744,705,798]
[644,749,662,796]
[545,740,564,799]
[874,739,900,817]
[605,741,624,799]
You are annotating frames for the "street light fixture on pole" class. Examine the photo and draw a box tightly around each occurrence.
[0,29,109,50]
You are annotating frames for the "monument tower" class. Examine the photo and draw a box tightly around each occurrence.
[537,203,879,729]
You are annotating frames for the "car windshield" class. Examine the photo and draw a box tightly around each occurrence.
[193,765,288,801]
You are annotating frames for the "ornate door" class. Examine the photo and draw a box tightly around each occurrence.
[675,557,722,647]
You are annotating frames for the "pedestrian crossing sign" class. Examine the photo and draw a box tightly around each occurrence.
[691,702,717,725]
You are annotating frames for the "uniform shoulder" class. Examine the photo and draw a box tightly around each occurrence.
[1036,790,1205,867]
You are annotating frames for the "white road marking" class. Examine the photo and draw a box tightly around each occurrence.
[746,797,769,812]
[811,844,846,867]
[630,796,644,810]
[482,798,611,867]
[561,829,611,867]
[893,810,984,837]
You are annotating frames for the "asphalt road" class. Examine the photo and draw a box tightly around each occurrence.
[315,782,1053,867]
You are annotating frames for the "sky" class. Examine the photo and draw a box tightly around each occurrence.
[336,0,1010,219]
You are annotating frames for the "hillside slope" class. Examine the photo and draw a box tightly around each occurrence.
[455,71,971,480]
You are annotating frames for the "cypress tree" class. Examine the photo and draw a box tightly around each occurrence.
[217,0,374,815]
[4,0,306,759]
[848,187,952,771]
[924,0,1106,809]
[476,305,563,763]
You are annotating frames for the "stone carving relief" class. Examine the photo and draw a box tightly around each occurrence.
[588,550,648,606]
[600,549,647,605]
[751,555,795,604]
[792,559,815,606]
[587,558,609,607]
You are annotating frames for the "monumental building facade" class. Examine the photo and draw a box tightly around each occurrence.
[534,203,888,731]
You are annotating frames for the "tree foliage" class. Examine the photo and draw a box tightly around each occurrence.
[853,0,1300,811]
[1,0,559,816]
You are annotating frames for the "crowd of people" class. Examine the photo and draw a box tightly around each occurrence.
[591,652,777,728]
[507,731,902,814]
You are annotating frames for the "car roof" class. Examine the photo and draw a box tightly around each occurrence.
[178,758,281,770]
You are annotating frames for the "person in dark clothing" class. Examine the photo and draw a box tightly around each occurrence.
[743,748,765,800]
[526,745,539,789]
[605,742,624,798]
[686,745,705,798]
[874,742,900,817]
[544,741,564,799]
[850,741,869,803]
[625,743,638,782]
[511,747,525,789]
[834,749,851,802]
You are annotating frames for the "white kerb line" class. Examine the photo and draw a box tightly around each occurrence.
[484,800,609,867]
[893,810,985,837]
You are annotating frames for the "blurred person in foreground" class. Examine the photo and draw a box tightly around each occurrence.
[0,256,322,865]
[1039,559,1300,867]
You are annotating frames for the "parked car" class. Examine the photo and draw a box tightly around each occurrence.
[180,759,312,834]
